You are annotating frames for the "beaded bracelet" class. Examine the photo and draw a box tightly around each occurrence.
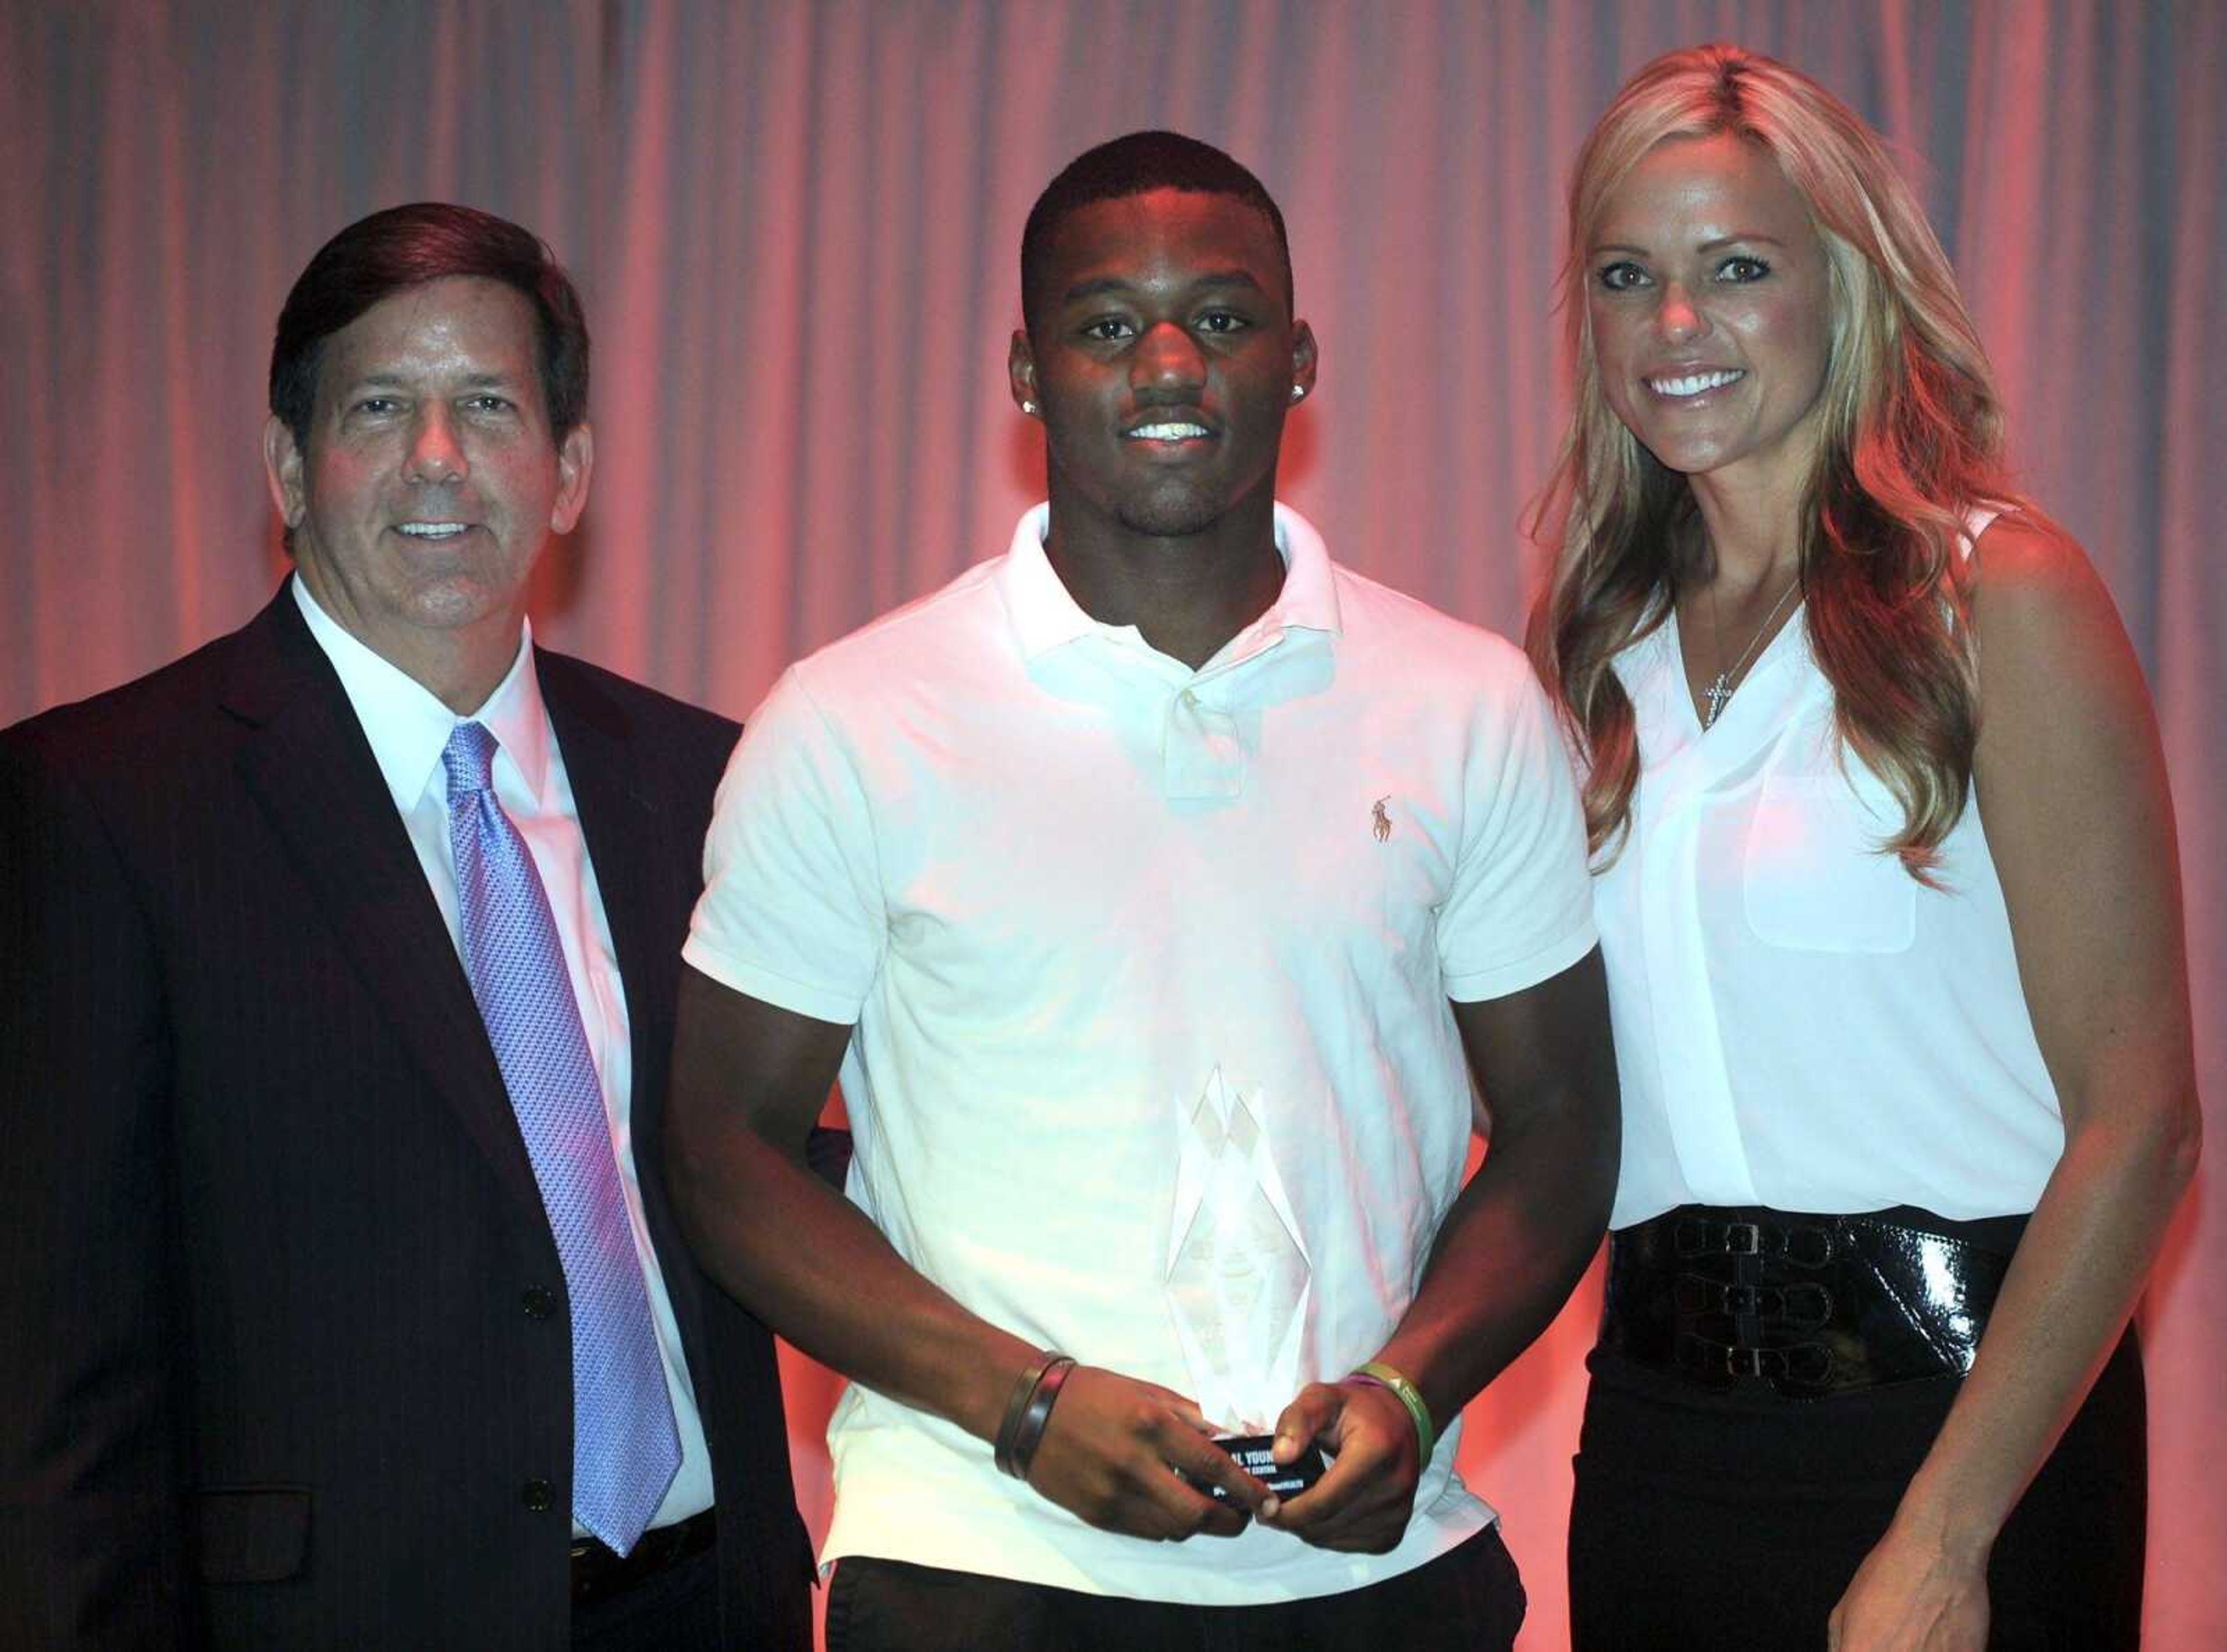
[1348,1359,1436,1466]
[993,1350,1078,1480]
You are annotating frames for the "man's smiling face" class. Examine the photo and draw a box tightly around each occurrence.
[265,274,592,670]
[1013,187,1314,540]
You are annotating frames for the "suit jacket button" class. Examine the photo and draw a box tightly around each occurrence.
[522,1286,557,1320]
[521,1478,556,1513]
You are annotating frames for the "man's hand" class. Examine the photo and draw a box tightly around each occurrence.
[1252,1379,1422,1552]
[1024,1366,1267,1540]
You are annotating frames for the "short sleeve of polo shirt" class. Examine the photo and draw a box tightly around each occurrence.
[1434,655,1597,1002]
[684,665,884,1025]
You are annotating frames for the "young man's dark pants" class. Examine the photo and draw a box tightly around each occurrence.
[826,1524,1525,1651]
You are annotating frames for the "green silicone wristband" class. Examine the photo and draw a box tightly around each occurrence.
[1351,1359,1437,1465]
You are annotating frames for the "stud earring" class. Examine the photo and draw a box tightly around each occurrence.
[1290,384,1307,402]
[1021,400,1038,415]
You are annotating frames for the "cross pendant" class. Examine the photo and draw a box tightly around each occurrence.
[1702,671,1734,728]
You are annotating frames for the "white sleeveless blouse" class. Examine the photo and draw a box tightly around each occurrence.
[1593,521,2065,1226]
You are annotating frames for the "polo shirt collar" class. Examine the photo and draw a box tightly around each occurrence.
[998,502,1343,663]
[290,574,550,812]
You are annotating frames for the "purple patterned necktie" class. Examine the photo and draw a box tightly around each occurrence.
[443,720,680,1555]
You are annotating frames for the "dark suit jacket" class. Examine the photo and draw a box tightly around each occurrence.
[0,589,813,1651]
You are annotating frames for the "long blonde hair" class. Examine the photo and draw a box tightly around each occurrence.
[1526,43,2015,877]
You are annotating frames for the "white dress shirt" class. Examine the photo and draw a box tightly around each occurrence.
[292,576,713,1533]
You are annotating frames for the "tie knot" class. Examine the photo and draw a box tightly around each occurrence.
[443,720,500,800]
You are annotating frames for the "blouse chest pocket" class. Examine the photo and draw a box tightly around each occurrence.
[1742,767,1917,954]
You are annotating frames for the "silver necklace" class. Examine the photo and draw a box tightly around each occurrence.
[1700,573,1800,729]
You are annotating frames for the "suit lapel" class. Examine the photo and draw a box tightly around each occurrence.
[223,591,547,1224]
[539,660,662,1055]
[539,656,713,1346]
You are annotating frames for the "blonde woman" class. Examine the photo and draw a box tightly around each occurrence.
[1527,44,2197,1652]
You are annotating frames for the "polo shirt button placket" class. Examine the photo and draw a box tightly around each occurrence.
[1164,686,1245,802]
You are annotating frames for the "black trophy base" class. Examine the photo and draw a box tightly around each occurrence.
[1190,1433,1328,1502]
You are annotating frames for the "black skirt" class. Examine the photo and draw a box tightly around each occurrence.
[1568,1218,2146,1652]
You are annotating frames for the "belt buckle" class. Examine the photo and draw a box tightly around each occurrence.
[1783,1282,1833,1328]
[1725,1345,1780,1378]
[1721,1283,1769,1317]
[1786,1225,1834,1268]
[571,1535,614,1605]
[1724,1221,1762,1256]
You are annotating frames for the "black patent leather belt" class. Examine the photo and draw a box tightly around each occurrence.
[1599,1204,2025,1399]
[570,1506,716,1604]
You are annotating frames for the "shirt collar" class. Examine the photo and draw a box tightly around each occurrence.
[996,501,1344,663]
[291,575,552,811]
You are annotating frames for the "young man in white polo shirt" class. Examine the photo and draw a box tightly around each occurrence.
[666,132,1618,1650]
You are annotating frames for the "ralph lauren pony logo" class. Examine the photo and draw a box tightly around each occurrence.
[1372,796,1392,841]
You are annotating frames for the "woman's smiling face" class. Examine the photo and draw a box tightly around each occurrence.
[1586,130,1836,499]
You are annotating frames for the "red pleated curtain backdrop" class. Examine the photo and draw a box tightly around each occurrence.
[4,4,2220,1646]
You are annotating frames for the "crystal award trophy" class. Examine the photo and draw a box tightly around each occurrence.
[1166,1066,1324,1498]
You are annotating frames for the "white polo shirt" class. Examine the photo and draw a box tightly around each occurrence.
[685,505,1595,1603]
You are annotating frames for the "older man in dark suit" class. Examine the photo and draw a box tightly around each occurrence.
[0,204,810,1651]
